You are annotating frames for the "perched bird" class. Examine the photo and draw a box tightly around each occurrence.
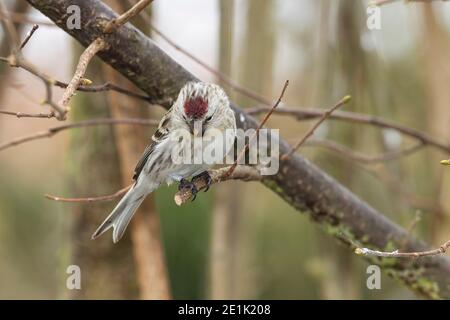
[92,81,237,243]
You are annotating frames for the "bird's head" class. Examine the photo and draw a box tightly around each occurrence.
[174,81,233,136]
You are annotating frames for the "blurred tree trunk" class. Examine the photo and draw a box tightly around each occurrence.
[0,0,29,56]
[420,4,450,242]
[0,0,29,98]
[312,0,373,299]
[102,64,170,299]
[234,0,275,299]
[68,45,138,299]
[239,0,274,106]
[209,0,235,299]
[103,0,171,299]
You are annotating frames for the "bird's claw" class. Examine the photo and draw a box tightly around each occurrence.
[178,178,198,201]
[192,171,212,192]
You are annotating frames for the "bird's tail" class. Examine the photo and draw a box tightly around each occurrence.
[91,185,147,243]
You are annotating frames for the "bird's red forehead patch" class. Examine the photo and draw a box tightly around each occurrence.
[183,96,208,119]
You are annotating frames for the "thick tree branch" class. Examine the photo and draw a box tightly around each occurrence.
[27,0,450,299]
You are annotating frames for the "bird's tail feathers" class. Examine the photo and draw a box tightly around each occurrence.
[91,185,147,243]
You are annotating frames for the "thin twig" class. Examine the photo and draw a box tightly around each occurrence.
[0,118,158,152]
[400,211,422,250]
[0,109,55,118]
[303,138,425,164]
[58,38,107,119]
[105,0,154,33]
[0,9,67,118]
[247,106,450,154]
[57,0,154,118]
[16,58,65,116]
[0,56,153,103]
[224,80,289,179]
[281,95,351,161]
[45,185,132,202]
[53,80,153,102]
[20,24,39,50]
[355,239,450,258]
[174,166,262,205]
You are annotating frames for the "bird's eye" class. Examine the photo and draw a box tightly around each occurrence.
[205,115,213,122]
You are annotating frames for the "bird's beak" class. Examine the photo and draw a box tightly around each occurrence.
[189,120,203,137]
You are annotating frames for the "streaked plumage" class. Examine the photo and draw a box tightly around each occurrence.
[92,81,237,243]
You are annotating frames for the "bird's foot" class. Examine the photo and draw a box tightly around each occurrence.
[178,178,198,201]
[192,171,212,192]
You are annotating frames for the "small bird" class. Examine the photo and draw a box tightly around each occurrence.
[92,81,237,243]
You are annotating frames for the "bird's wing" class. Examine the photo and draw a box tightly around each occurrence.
[133,109,172,181]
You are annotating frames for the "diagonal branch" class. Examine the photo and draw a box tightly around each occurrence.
[224,80,289,178]
[20,24,39,50]
[57,37,107,119]
[281,95,350,160]
[105,0,154,33]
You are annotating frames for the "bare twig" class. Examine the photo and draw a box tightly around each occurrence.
[224,80,289,179]
[58,38,107,118]
[20,24,39,50]
[281,96,351,161]
[0,118,158,152]
[0,9,67,118]
[304,138,425,164]
[174,166,262,205]
[57,0,154,118]
[0,55,153,103]
[53,80,153,102]
[105,0,154,33]
[400,211,422,250]
[350,102,450,258]
[355,239,450,258]
[15,58,65,116]
[248,107,450,154]
[0,109,55,118]
[45,185,132,202]
[45,165,261,206]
